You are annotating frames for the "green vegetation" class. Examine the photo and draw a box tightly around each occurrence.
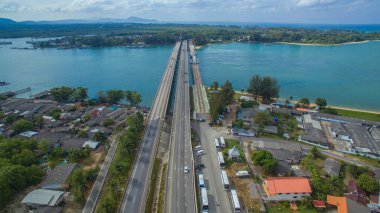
[48,108,62,120]
[96,112,144,212]
[314,98,327,109]
[97,90,142,106]
[248,75,279,104]
[254,111,272,135]
[266,201,317,213]
[68,167,99,203]
[240,100,258,108]
[157,163,167,213]
[298,97,310,108]
[331,108,380,122]
[301,153,345,201]
[0,138,45,209]
[93,132,107,143]
[12,119,34,133]
[252,150,278,174]
[145,158,162,213]
[222,139,246,166]
[357,173,379,194]
[102,118,114,127]
[209,80,235,122]
[50,86,88,102]
[2,23,380,46]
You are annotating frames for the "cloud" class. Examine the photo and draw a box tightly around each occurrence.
[0,0,378,23]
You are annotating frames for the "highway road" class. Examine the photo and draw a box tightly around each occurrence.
[166,41,197,213]
[193,122,232,213]
[82,136,118,213]
[119,42,181,213]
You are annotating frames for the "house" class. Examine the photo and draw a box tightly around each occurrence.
[299,115,328,148]
[345,180,367,205]
[238,108,257,123]
[40,163,78,190]
[83,140,100,150]
[228,146,240,161]
[263,177,312,201]
[21,189,64,208]
[62,138,87,150]
[324,158,342,177]
[33,132,67,149]
[271,99,294,108]
[331,123,353,143]
[20,130,38,138]
[327,195,370,213]
[231,128,256,137]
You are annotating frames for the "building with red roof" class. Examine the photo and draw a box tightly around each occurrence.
[263,177,312,201]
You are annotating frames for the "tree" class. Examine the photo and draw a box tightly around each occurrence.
[298,97,310,108]
[11,149,37,167]
[254,111,272,135]
[220,81,234,106]
[4,115,16,125]
[252,150,278,174]
[102,118,114,127]
[248,75,279,103]
[70,87,88,102]
[12,119,33,133]
[77,130,88,138]
[285,99,290,107]
[33,115,44,128]
[93,132,107,143]
[357,174,379,193]
[106,90,124,104]
[310,147,321,159]
[212,81,219,90]
[97,91,107,103]
[38,140,49,154]
[48,108,62,120]
[69,169,87,203]
[130,91,142,106]
[315,98,327,109]
[50,86,74,102]
[209,93,221,122]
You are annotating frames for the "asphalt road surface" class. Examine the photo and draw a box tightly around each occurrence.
[82,136,118,213]
[193,122,233,213]
[166,41,197,213]
[119,42,181,213]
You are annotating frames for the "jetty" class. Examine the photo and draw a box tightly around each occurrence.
[0,87,31,98]
[0,81,10,86]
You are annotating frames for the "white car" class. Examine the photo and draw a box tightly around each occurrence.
[184,166,190,173]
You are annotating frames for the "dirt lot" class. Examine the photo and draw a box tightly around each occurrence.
[226,162,262,211]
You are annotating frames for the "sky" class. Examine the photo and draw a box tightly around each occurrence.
[0,0,379,24]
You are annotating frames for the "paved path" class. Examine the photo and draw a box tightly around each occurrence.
[82,137,118,213]
[192,122,232,213]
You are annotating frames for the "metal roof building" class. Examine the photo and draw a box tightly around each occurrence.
[21,189,64,207]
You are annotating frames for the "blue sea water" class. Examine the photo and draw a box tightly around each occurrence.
[1,38,380,111]
[197,42,380,111]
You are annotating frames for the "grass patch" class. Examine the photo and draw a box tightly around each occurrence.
[347,154,380,168]
[157,163,167,213]
[266,202,318,213]
[333,108,380,122]
[145,158,162,213]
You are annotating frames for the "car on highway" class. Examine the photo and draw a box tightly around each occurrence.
[184,166,190,173]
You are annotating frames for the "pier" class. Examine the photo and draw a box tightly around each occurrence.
[189,41,210,116]
[0,87,31,98]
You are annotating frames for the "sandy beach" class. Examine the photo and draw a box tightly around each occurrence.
[329,105,380,115]
[276,40,380,46]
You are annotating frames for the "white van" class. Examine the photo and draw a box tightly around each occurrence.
[195,149,205,156]
[194,145,202,151]
[214,138,220,149]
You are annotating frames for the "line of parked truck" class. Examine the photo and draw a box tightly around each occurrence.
[195,137,241,213]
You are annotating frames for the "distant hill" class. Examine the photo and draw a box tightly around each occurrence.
[0,16,158,25]
[0,18,17,25]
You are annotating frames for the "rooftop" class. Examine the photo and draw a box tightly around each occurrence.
[40,163,78,190]
[324,158,342,177]
[21,189,64,207]
[264,177,312,195]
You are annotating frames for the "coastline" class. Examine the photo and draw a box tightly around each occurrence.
[276,40,380,46]
[329,106,380,115]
